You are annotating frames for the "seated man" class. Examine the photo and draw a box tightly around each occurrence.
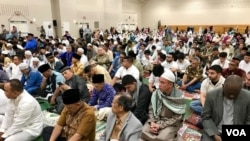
[46,53,63,72]
[0,79,43,141]
[71,53,84,76]
[0,89,7,126]
[90,46,110,70]
[201,75,250,141]
[111,56,140,86]
[141,70,186,141]
[99,93,143,141]
[148,64,164,93]
[42,89,96,141]
[190,65,225,116]
[50,66,90,114]
[19,63,43,95]
[122,74,151,124]
[37,64,65,98]
[84,61,112,85]
[222,57,246,79]
[178,57,203,92]
[88,74,116,118]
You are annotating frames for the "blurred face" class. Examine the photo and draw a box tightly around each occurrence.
[93,83,104,91]
[20,68,29,75]
[221,43,226,49]
[228,61,238,70]
[4,83,17,99]
[246,74,250,87]
[244,55,250,63]
[64,102,81,115]
[208,69,220,82]
[159,77,172,94]
[42,69,51,78]
[140,45,145,50]
[122,59,130,68]
[40,48,46,54]
[77,51,83,55]
[112,95,122,114]
[98,47,105,55]
[120,54,125,62]
[13,56,21,65]
[66,46,72,53]
[124,82,136,94]
[212,50,219,55]
[206,42,211,48]
[62,70,73,80]
[239,44,244,49]
[71,57,78,64]
[219,57,226,63]
[47,56,54,63]
[33,61,39,66]
[25,54,31,59]
[166,55,173,62]
[87,45,92,50]
[191,59,199,69]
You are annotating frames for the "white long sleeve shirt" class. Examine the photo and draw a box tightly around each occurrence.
[5,63,22,80]
[0,90,43,138]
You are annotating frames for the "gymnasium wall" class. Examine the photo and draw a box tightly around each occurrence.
[141,0,250,30]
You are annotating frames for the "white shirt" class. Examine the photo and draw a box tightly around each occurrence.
[211,59,229,69]
[46,28,54,39]
[115,65,140,80]
[0,89,7,114]
[80,54,88,66]
[177,59,190,72]
[200,76,225,94]
[218,47,230,60]
[62,39,69,46]
[161,60,178,72]
[0,90,43,138]
[5,63,22,80]
[239,60,250,74]
[148,73,160,88]
[23,57,34,67]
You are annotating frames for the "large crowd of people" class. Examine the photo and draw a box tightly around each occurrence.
[0,24,250,141]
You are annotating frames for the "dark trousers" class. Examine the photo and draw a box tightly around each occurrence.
[42,126,67,141]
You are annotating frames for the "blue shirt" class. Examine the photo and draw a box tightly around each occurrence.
[88,83,116,110]
[60,52,73,66]
[111,56,122,74]
[25,38,37,51]
[21,69,43,94]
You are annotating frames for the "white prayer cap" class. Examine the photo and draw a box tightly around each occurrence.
[32,57,39,62]
[87,43,92,46]
[19,63,29,70]
[114,41,118,45]
[25,50,32,56]
[77,48,84,53]
[6,43,13,47]
[156,46,162,51]
[161,69,176,83]
[1,50,8,55]
[161,50,166,55]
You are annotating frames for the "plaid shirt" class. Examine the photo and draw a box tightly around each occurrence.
[184,65,203,82]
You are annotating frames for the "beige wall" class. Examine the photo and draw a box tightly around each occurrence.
[58,0,122,37]
[0,0,53,36]
[1,0,249,37]
[141,0,250,30]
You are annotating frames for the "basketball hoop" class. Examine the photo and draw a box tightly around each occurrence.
[14,11,21,16]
